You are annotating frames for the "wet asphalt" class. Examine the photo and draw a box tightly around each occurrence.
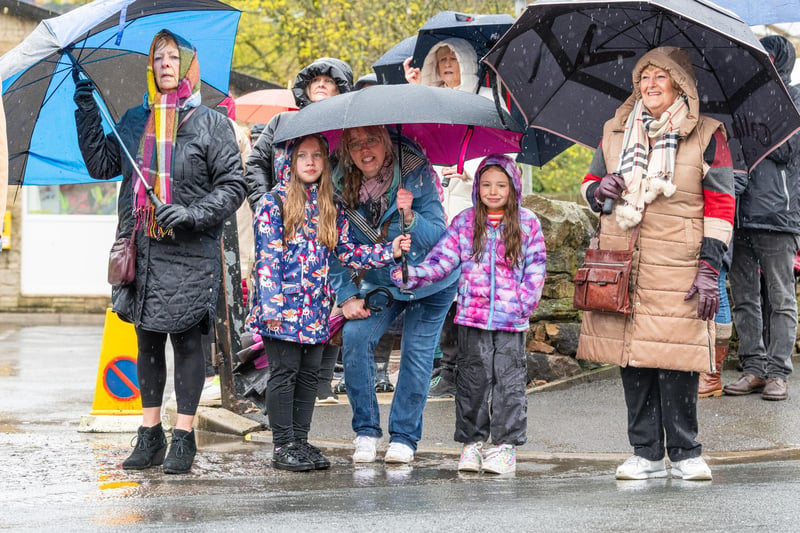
[2,316,800,531]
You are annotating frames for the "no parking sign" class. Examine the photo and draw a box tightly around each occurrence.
[89,309,142,415]
[103,356,140,401]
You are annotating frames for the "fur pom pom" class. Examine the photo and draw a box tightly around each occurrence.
[615,203,642,229]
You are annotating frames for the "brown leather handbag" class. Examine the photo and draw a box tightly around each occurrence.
[572,223,640,315]
[108,235,136,286]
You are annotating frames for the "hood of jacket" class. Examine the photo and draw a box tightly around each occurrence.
[473,154,522,207]
[610,47,700,138]
[760,35,796,87]
[292,57,354,108]
[421,38,479,93]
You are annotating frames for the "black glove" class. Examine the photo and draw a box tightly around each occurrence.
[155,204,194,231]
[73,78,96,112]
[593,173,626,204]
[684,261,720,321]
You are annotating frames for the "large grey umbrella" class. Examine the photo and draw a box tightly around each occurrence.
[272,83,524,169]
[482,0,800,172]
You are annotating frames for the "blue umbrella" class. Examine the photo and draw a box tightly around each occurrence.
[372,35,417,85]
[0,0,240,186]
[712,0,799,25]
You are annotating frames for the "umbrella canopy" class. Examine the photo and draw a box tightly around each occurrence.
[234,89,297,124]
[372,35,417,85]
[409,11,514,74]
[0,0,240,186]
[272,83,522,169]
[712,0,799,25]
[482,0,800,172]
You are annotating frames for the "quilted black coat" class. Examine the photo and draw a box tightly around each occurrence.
[76,103,246,333]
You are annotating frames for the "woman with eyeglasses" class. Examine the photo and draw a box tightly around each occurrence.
[329,125,458,465]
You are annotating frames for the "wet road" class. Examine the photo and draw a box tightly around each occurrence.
[2,321,800,531]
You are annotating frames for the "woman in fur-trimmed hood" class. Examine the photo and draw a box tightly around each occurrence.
[578,47,735,482]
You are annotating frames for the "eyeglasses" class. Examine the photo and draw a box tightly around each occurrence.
[348,136,381,152]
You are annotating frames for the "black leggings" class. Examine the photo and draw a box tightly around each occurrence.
[136,323,206,416]
[265,338,324,446]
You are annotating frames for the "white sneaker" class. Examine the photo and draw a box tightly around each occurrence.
[458,442,483,472]
[384,442,415,464]
[200,376,221,402]
[615,455,668,480]
[482,444,516,474]
[352,436,380,463]
[671,456,712,481]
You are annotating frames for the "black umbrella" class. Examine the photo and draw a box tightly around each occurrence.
[272,83,523,170]
[409,11,514,76]
[372,35,417,85]
[483,0,800,172]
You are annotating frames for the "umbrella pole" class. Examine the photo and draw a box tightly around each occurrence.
[67,53,162,208]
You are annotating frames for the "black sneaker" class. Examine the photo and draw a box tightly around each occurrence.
[298,440,331,470]
[162,429,197,474]
[333,378,347,395]
[272,442,314,472]
[122,424,167,470]
[428,375,456,398]
[375,367,394,393]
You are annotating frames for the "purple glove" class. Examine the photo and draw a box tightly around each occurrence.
[593,173,627,203]
[684,261,720,321]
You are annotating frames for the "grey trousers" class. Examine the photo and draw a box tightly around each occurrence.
[454,326,527,446]
[729,229,799,380]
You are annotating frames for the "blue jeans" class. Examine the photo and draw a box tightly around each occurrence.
[715,265,731,325]
[729,229,799,380]
[341,281,457,450]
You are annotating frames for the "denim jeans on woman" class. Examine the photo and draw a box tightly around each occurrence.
[341,281,457,450]
[729,229,799,380]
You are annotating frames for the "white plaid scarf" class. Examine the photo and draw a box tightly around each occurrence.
[614,95,688,229]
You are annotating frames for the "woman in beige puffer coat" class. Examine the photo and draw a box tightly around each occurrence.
[577,47,734,482]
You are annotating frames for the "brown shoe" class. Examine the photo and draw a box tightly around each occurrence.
[761,377,788,401]
[723,374,766,396]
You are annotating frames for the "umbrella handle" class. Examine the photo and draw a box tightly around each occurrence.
[602,198,614,215]
[68,53,162,209]
[399,208,409,283]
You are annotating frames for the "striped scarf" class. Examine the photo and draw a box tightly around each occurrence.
[134,30,201,238]
[614,94,688,229]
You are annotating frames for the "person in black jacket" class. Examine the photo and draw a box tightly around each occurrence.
[244,57,353,210]
[723,35,800,402]
[74,29,246,473]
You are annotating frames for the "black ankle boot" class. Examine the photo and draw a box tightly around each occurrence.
[162,429,197,474]
[272,442,314,472]
[299,440,331,470]
[122,424,167,470]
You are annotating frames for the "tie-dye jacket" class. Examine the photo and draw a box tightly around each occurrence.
[246,183,397,344]
[390,154,546,332]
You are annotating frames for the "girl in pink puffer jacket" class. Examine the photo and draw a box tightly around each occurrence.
[391,153,546,474]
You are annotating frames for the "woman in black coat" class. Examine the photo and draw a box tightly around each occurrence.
[74,29,246,474]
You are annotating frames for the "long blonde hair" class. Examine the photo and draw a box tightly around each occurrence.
[336,126,393,210]
[283,134,338,249]
[472,165,522,268]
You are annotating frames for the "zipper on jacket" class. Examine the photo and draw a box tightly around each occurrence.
[487,227,497,327]
[781,169,790,211]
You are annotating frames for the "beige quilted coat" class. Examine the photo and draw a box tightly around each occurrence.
[576,48,734,373]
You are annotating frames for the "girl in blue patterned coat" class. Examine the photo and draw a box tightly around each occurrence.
[391,154,547,474]
[246,134,408,472]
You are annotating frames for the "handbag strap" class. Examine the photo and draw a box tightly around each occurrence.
[593,208,644,251]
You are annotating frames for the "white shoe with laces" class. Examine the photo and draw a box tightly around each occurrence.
[384,442,414,464]
[352,435,380,463]
[615,455,668,480]
[482,444,516,474]
[458,442,483,472]
[671,456,712,481]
